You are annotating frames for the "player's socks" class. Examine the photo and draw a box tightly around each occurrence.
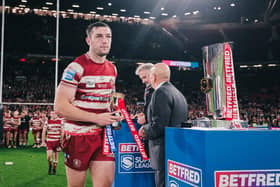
[53,161,58,175]
[48,160,52,175]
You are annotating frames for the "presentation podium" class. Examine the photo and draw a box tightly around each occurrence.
[113,120,155,187]
[165,127,280,187]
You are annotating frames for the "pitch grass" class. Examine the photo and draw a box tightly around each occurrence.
[0,132,93,187]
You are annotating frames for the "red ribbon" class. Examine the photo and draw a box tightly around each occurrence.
[118,98,149,160]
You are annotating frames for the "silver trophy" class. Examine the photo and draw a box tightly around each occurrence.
[110,92,125,130]
[193,42,248,128]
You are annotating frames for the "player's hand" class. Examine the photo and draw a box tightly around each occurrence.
[41,142,46,147]
[137,113,146,125]
[95,111,122,126]
[138,126,146,139]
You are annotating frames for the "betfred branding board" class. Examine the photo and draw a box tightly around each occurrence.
[118,143,154,173]
[167,160,202,187]
[215,170,280,187]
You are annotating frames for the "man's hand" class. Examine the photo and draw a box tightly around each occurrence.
[137,113,146,125]
[138,126,146,139]
[41,141,46,147]
[94,111,122,126]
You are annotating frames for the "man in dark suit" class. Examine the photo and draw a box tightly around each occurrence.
[139,63,188,187]
[135,63,154,126]
[135,63,154,157]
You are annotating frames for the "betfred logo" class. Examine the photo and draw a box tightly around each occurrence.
[119,143,139,153]
[168,160,202,187]
[215,170,280,187]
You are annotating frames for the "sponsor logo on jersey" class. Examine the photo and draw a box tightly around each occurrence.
[215,169,280,187]
[81,95,110,102]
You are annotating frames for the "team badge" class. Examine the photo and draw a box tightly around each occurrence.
[85,80,95,88]
[73,159,82,169]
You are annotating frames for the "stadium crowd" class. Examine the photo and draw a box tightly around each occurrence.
[1,13,280,148]
[1,72,280,148]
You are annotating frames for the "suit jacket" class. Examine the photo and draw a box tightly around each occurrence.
[143,81,188,170]
[144,85,154,122]
[143,85,154,157]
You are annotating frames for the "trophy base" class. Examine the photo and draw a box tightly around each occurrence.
[112,121,122,130]
[192,118,248,129]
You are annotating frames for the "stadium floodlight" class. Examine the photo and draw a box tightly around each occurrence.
[253,64,262,68]
[268,64,277,67]
[240,65,248,68]
[120,9,126,12]
[72,5,80,8]
[96,7,104,10]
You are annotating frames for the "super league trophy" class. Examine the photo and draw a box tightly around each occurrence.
[111,92,125,130]
[193,42,248,128]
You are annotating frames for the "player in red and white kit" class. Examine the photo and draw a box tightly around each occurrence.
[30,112,43,148]
[54,22,121,187]
[40,111,48,146]
[10,110,21,148]
[3,109,12,148]
[41,111,63,175]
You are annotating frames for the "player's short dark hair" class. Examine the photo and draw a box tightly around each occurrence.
[86,22,111,36]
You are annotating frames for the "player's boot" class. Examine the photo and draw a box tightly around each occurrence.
[48,165,52,175]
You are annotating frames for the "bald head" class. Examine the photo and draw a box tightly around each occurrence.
[150,63,171,89]
[152,63,170,80]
